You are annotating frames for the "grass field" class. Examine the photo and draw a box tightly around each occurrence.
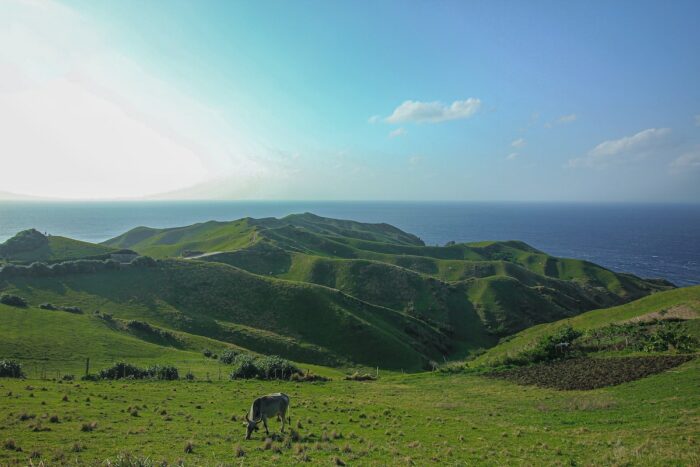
[0,357,698,465]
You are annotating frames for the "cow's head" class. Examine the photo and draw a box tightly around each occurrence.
[244,413,259,440]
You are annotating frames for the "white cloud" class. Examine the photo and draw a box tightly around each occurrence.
[557,114,577,124]
[544,113,576,128]
[408,155,423,166]
[388,127,407,138]
[0,0,272,199]
[385,98,481,124]
[506,152,519,160]
[368,115,381,124]
[670,149,700,171]
[568,128,671,169]
[511,138,526,148]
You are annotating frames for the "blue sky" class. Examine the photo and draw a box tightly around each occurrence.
[1,0,699,201]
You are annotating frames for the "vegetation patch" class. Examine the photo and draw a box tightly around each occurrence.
[93,362,179,380]
[0,360,24,378]
[229,354,302,380]
[487,355,694,390]
[0,294,27,308]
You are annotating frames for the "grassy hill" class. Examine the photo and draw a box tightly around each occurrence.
[0,229,116,263]
[470,285,700,367]
[0,259,454,370]
[0,213,675,371]
[104,213,672,338]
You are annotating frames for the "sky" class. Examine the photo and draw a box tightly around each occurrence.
[1,0,699,202]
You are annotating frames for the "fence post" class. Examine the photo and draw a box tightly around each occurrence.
[85,357,90,377]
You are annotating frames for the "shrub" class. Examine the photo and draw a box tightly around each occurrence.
[98,362,148,380]
[185,371,195,381]
[502,326,583,366]
[0,360,24,378]
[202,349,213,358]
[229,354,259,379]
[290,371,331,382]
[219,349,238,364]
[39,303,59,310]
[0,294,27,308]
[255,355,301,380]
[146,365,179,381]
[62,374,75,381]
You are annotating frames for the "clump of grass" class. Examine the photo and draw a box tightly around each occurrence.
[71,442,85,453]
[341,443,352,453]
[19,412,35,421]
[333,456,346,466]
[49,415,60,423]
[184,440,194,454]
[234,443,245,458]
[61,394,69,402]
[3,438,20,451]
[81,421,98,432]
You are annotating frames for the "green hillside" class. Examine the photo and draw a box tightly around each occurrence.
[0,229,116,263]
[471,285,700,366]
[0,259,453,370]
[104,213,672,338]
[0,214,675,371]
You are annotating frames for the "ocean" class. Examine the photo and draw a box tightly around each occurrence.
[0,201,698,286]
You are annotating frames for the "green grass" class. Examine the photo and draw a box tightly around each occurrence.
[0,260,452,371]
[1,213,676,370]
[0,357,697,465]
[0,234,115,263]
[471,285,700,366]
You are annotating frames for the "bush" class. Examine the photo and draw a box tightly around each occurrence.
[219,349,238,364]
[202,349,213,358]
[0,360,24,378]
[229,354,259,379]
[96,362,179,380]
[98,362,148,380]
[146,365,179,381]
[255,355,301,380]
[642,322,698,353]
[185,371,195,381]
[228,354,301,380]
[502,326,583,366]
[0,294,27,308]
[39,303,59,310]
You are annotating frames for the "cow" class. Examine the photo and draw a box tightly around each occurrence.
[244,393,290,440]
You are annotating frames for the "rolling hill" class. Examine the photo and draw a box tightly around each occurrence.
[0,213,674,370]
[470,285,700,367]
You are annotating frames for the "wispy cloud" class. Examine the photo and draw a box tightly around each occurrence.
[506,152,519,160]
[670,149,700,172]
[511,138,526,148]
[388,127,407,138]
[385,98,481,124]
[568,128,671,168]
[544,113,577,128]
[368,115,381,124]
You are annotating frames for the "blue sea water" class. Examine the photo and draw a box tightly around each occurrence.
[0,201,698,286]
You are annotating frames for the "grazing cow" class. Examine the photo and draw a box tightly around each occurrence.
[244,393,290,440]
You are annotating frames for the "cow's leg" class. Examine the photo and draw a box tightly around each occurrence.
[263,416,270,435]
[280,409,286,433]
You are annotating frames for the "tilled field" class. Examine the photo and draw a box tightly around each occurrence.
[487,355,695,390]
